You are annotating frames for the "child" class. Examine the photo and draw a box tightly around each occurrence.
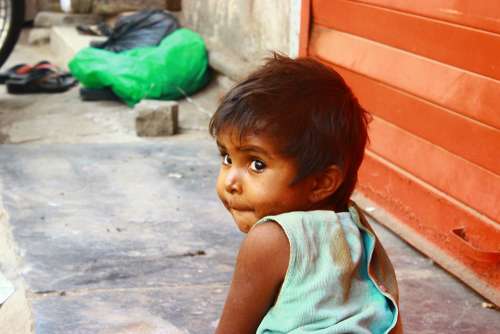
[209,54,402,334]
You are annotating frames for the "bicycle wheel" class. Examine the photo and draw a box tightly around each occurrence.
[0,0,24,68]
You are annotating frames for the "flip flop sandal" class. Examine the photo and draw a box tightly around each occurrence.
[0,63,32,84]
[76,22,111,36]
[1,61,52,83]
[6,65,78,94]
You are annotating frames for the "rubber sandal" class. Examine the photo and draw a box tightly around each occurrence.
[1,61,52,83]
[0,63,32,84]
[76,22,111,36]
[6,64,78,94]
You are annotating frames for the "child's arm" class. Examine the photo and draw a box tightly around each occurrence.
[215,222,290,334]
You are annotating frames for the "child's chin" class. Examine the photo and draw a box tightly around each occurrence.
[235,224,251,233]
[230,210,257,233]
[232,215,257,233]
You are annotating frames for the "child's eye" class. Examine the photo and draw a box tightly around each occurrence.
[250,160,266,172]
[222,153,232,166]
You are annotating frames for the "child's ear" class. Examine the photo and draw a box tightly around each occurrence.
[308,165,343,204]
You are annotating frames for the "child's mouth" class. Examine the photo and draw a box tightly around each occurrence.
[229,204,253,212]
[223,199,252,212]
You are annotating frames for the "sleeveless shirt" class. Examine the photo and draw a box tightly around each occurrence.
[253,208,398,333]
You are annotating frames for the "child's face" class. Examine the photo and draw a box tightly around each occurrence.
[216,127,313,233]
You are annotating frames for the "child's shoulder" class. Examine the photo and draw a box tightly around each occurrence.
[247,219,289,247]
[245,220,290,266]
[235,220,290,296]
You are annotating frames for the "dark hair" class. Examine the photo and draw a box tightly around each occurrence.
[209,53,370,210]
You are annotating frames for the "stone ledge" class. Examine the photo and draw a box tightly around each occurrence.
[34,11,102,28]
[0,187,33,334]
[49,26,106,68]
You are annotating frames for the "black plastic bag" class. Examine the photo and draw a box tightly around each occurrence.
[91,10,180,52]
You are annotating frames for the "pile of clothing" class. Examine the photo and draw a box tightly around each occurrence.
[70,10,209,106]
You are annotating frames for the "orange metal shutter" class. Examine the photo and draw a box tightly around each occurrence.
[301,0,500,304]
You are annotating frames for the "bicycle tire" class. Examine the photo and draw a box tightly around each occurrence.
[0,0,24,68]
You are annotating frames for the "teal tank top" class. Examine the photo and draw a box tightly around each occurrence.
[253,209,397,334]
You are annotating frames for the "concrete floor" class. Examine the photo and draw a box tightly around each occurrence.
[0,31,498,333]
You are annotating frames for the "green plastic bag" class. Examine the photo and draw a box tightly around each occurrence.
[69,28,209,106]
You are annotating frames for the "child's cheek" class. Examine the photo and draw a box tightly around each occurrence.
[215,170,227,201]
[252,187,281,217]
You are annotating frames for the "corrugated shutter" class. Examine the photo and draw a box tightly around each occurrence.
[301,0,500,304]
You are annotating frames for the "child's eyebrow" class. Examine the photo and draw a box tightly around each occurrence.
[216,141,272,158]
[239,145,270,157]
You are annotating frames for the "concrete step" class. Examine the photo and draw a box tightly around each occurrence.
[49,26,105,68]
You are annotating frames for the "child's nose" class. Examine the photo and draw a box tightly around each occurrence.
[225,168,242,194]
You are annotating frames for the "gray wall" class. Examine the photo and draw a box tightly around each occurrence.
[178,0,293,81]
[32,0,297,80]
